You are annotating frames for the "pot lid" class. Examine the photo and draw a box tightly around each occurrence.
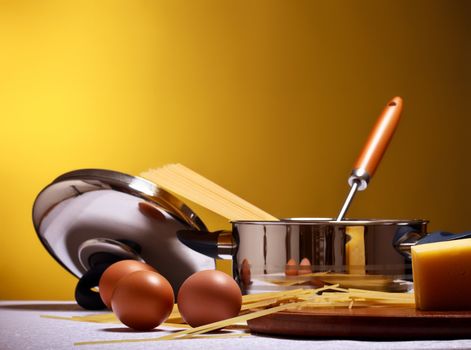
[32,169,214,290]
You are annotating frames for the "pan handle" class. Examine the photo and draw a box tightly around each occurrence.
[177,230,237,260]
[75,263,109,310]
[415,231,471,244]
[394,230,471,258]
[349,96,403,191]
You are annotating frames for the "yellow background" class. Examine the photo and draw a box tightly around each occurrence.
[0,0,469,300]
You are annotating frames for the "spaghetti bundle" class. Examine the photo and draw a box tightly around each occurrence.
[140,164,278,221]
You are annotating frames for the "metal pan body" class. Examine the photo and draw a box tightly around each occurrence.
[233,218,428,293]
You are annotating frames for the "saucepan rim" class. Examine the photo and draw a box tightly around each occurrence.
[232,218,428,226]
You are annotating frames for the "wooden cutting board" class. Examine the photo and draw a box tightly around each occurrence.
[247,307,471,339]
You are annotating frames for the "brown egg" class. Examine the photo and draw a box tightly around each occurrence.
[111,270,174,331]
[285,258,298,276]
[177,270,242,327]
[99,260,156,309]
[298,257,312,275]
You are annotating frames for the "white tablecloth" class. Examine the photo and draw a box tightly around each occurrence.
[1,301,470,350]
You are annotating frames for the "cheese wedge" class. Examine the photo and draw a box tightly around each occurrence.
[412,238,471,310]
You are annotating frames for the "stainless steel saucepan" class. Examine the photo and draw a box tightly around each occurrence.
[177,218,471,293]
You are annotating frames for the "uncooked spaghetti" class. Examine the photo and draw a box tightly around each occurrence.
[140,163,277,221]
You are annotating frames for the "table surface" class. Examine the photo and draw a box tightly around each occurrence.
[1,301,471,350]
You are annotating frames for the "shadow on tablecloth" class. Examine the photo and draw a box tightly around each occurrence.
[0,303,83,311]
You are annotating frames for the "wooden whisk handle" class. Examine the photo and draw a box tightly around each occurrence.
[349,96,403,191]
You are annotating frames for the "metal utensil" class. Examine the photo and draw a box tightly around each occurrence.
[336,96,403,221]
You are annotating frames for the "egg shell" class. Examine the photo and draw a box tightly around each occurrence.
[111,270,174,331]
[298,257,312,275]
[99,260,156,309]
[285,258,298,276]
[177,270,242,327]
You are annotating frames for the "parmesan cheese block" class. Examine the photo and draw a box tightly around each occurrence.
[412,238,471,310]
